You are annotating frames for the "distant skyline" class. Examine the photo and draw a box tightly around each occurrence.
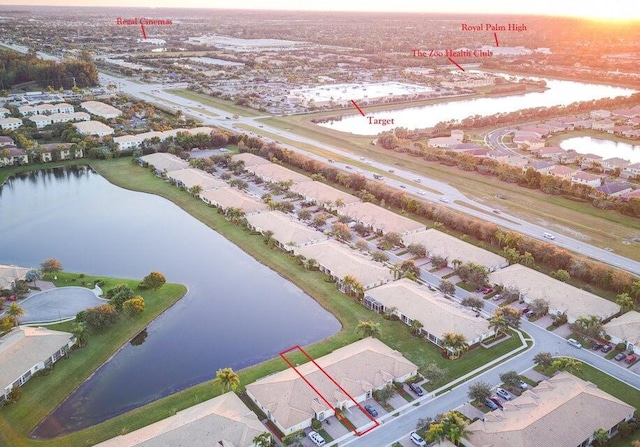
[0,0,638,20]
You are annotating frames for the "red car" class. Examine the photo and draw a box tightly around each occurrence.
[626,354,637,364]
[5,295,18,301]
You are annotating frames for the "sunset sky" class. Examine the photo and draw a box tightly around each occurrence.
[0,0,638,20]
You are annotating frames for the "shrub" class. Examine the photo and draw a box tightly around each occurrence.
[139,271,166,290]
[311,418,322,430]
[7,387,22,403]
[615,342,626,351]
[122,297,145,317]
[85,304,119,330]
[75,310,86,322]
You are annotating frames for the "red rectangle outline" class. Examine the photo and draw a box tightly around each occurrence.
[279,345,380,437]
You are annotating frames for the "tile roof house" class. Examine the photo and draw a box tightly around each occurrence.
[0,147,28,167]
[246,338,418,435]
[364,279,495,349]
[231,152,272,167]
[246,211,328,251]
[73,120,114,137]
[290,180,360,210]
[0,326,75,404]
[138,152,189,176]
[246,163,310,184]
[621,162,640,180]
[166,168,226,192]
[95,392,267,447]
[39,143,82,162]
[591,119,615,132]
[338,202,424,236]
[403,229,508,272]
[463,372,635,447]
[596,182,633,197]
[489,265,619,323]
[523,161,554,175]
[295,239,393,290]
[0,136,14,147]
[0,264,30,290]
[601,157,631,171]
[571,171,603,187]
[603,311,640,354]
[547,165,576,180]
[0,117,23,131]
[80,100,122,119]
[200,187,268,215]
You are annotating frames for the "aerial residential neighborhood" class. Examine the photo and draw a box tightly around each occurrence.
[0,2,639,447]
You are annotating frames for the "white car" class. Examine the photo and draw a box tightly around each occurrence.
[543,232,555,240]
[417,190,426,195]
[308,431,326,446]
[496,387,512,401]
[439,197,449,203]
[567,338,582,349]
[410,431,427,446]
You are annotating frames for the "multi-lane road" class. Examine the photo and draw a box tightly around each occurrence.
[101,72,640,276]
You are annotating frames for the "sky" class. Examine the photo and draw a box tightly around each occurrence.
[0,0,638,20]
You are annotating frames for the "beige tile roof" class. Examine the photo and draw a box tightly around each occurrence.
[489,265,619,321]
[0,264,30,290]
[200,187,268,214]
[139,153,189,173]
[73,120,114,136]
[603,310,640,346]
[0,326,73,390]
[231,153,271,167]
[403,229,507,269]
[291,181,360,207]
[246,338,417,433]
[246,211,328,247]
[466,372,634,447]
[80,100,122,118]
[246,163,310,184]
[365,279,493,342]
[95,392,265,447]
[166,168,226,191]
[295,240,393,288]
[340,202,424,235]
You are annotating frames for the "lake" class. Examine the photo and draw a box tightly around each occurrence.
[318,75,636,135]
[560,137,640,164]
[0,166,340,437]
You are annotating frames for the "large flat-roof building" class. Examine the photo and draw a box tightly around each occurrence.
[246,338,418,435]
[294,240,393,290]
[0,326,75,404]
[603,311,640,355]
[246,163,310,184]
[246,211,328,251]
[339,202,424,236]
[489,265,619,322]
[200,187,268,215]
[290,181,360,210]
[463,372,635,447]
[364,279,494,349]
[95,392,267,447]
[403,229,508,271]
[80,100,122,119]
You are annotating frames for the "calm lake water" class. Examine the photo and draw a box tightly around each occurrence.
[560,137,640,164]
[0,166,340,437]
[319,76,636,135]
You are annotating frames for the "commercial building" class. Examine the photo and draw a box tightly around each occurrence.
[246,338,418,435]
[246,211,328,251]
[489,265,619,323]
[95,392,267,447]
[403,229,508,272]
[364,279,495,350]
[0,326,75,404]
[463,372,635,447]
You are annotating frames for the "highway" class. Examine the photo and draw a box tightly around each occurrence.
[100,73,640,277]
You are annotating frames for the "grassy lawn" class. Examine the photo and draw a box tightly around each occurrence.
[167,89,264,117]
[0,272,187,447]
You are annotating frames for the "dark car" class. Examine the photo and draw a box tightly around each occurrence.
[409,382,425,396]
[490,396,503,408]
[592,342,604,351]
[601,344,613,353]
[364,404,378,417]
[614,352,627,361]
[521,307,530,314]
[484,398,499,410]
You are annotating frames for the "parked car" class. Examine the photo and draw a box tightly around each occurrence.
[482,288,494,295]
[525,311,536,319]
[410,432,427,446]
[626,354,637,364]
[518,380,528,390]
[409,382,425,396]
[492,294,502,301]
[428,285,437,292]
[6,295,18,301]
[484,398,499,410]
[496,388,512,401]
[521,307,530,314]
[364,404,378,417]
[308,431,326,446]
[601,344,613,353]
[592,342,604,351]
[614,352,627,361]
[567,338,582,349]
[490,396,504,408]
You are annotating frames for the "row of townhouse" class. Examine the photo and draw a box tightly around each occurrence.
[18,103,74,116]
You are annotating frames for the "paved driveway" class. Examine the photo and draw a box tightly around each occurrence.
[18,286,105,323]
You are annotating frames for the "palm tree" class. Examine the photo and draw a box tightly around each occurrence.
[216,367,240,391]
[389,263,403,280]
[444,412,470,446]
[533,351,554,368]
[629,280,640,303]
[188,185,203,197]
[488,313,509,337]
[441,333,468,359]
[342,275,363,298]
[6,303,25,327]
[616,292,635,313]
[411,320,424,336]
[591,428,609,447]
[71,322,89,348]
[263,230,275,246]
[552,357,582,374]
[253,432,273,447]
[24,269,41,287]
[305,258,318,270]
[356,320,381,338]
